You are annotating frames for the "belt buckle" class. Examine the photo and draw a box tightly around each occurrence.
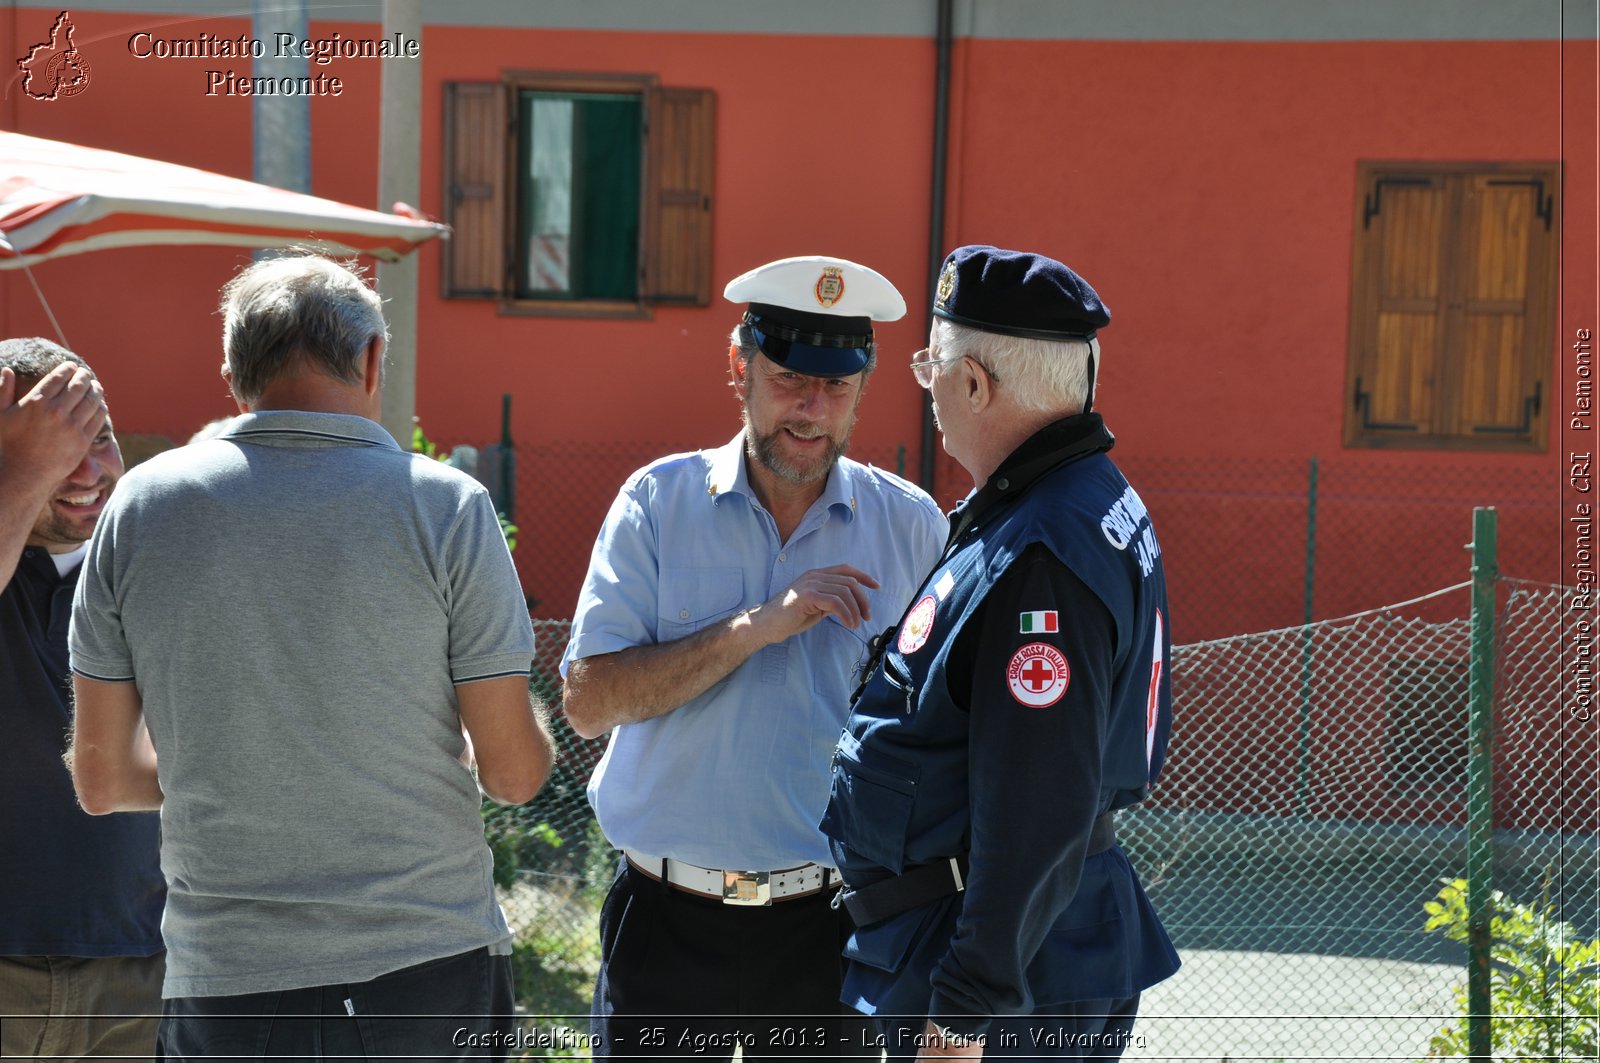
[722,870,771,906]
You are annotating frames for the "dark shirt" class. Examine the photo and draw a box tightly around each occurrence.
[0,546,163,957]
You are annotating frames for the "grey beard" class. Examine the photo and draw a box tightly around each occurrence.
[748,425,849,486]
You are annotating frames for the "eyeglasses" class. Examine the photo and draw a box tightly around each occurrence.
[908,349,948,388]
[908,348,1000,389]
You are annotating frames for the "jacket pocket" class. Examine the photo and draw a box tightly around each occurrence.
[844,898,950,974]
[821,730,919,874]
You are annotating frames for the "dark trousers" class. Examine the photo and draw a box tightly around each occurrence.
[590,859,873,1060]
[877,994,1141,1061]
[159,945,514,1062]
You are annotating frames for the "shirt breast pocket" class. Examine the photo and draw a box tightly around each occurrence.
[657,567,745,639]
[808,619,873,698]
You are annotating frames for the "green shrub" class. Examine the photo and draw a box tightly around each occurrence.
[1421,876,1599,1059]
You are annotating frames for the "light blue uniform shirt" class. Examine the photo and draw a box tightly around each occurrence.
[561,432,947,870]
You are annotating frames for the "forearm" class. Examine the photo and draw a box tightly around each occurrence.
[68,712,163,814]
[562,608,769,738]
[460,677,556,806]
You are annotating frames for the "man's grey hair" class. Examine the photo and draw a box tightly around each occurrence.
[0,337,89,386]
[934,318,1096,416]
[220,254,389,403]
[728,321,878,377]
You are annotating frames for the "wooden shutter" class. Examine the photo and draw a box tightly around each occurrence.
[641,87,716,305]
[1345,163,1555,450]
[1452,172,1554,439]
[1347,172,1450,440]
[442,82,507,299]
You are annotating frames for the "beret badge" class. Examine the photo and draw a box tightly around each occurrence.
[935,259,957,311]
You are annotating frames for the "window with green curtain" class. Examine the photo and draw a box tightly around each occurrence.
[516,90,642,301]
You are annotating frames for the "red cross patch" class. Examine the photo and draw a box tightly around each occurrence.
[1006,642,1070,707]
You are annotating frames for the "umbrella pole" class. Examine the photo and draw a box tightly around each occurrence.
[18,261,70,348]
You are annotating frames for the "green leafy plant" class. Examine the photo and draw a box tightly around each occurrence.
[410,421,440,460]
[1420,876,1599,1060]
[482,805,565,889]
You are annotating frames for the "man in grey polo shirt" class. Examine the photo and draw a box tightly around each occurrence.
[68,253,554,1060]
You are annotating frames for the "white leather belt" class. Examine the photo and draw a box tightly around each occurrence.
[623,849,831,906]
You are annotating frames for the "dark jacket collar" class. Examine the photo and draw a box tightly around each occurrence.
[946,413,1115,547]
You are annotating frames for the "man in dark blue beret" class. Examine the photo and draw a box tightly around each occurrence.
[822,245,1180,1059]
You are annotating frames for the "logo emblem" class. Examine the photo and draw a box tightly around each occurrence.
[1006,642,1069,707]
[815,266,846,308]
[935,260,957,309]
[18,12,91,101]
[897,595,938,655]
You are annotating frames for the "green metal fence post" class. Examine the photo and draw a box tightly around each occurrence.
[1467,506,1499,1061]
[1294,457,1319,817]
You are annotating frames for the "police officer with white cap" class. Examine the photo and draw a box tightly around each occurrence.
[561,255,948,1059]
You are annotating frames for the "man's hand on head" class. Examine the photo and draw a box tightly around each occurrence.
[0,363,107,485]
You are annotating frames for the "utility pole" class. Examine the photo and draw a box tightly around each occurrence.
[377,0,422,447]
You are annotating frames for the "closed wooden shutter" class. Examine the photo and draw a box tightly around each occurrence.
[1351,174,1449,436]
[1453,173,1553,438]
[442,82,507,299]
[641,87,716,305]
[1345,163,1555,450]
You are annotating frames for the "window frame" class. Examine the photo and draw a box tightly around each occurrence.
[442,71,715,319]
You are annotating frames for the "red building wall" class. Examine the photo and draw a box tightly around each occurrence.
[2,6,1591,617]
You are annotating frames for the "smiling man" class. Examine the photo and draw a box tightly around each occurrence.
[0,339,165,1061]
[560,256,947,1060]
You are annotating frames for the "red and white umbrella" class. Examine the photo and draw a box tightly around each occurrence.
[0,130,446,268]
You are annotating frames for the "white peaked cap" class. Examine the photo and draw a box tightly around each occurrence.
[723,255,907,321]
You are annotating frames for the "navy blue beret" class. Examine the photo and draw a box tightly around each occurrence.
[932,245,1110,341]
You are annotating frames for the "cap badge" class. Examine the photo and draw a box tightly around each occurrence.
[935,260,957,309]
[815,267,846,308]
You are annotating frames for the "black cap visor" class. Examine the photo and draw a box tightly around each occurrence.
[745,306,872,377]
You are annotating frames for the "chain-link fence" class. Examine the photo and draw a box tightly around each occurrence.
[1116,455,1555,643]
[1124,575,1596,1060]
[486,500,1596,1059]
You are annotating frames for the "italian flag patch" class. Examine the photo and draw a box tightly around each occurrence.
[1019,610,1058,634]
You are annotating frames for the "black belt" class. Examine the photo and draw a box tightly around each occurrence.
[839,813,1117,927]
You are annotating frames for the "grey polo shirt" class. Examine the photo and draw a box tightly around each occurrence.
[71,410,535,998]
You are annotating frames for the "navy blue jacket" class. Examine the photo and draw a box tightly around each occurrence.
[821,415,1178,1037]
